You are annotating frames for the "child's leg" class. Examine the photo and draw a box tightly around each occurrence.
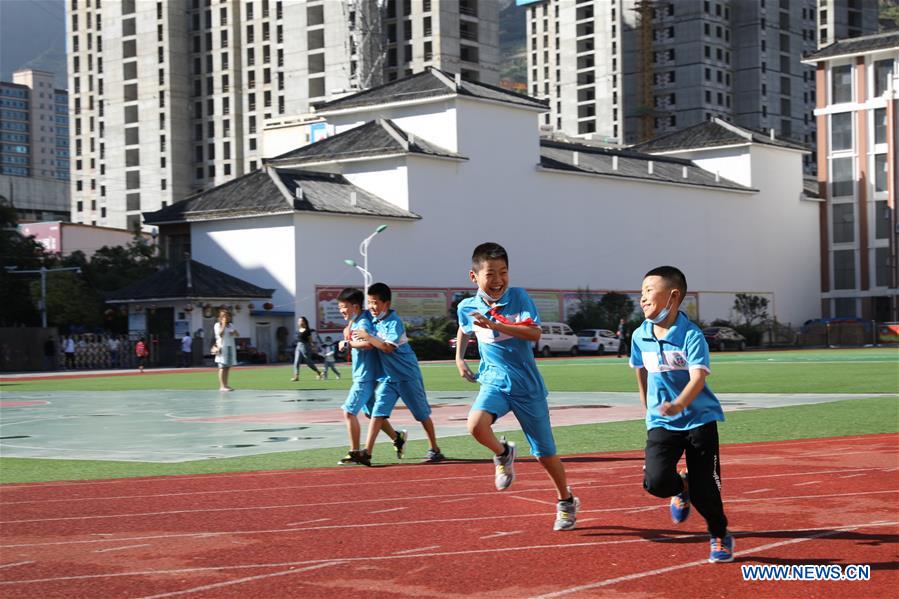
[363,416,387,454]
[419,417,439,451]
[399,378,440,451]
[292,345,301,376]
[380,417,397,440]
[685,422,728,538]
[467,410,504,454]
[537,455,571,500]
[643,427,687,498]
[365,382,400,454]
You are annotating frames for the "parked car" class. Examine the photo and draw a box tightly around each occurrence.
[702,326,746,351]
[448,335,479,358]
[534,322,579,357]
[576,329,619,355]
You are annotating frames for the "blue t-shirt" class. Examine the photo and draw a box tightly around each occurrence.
[457,287,548,398]
[349,311,381,382]
[372,309,421,382]
[630,311,724,431]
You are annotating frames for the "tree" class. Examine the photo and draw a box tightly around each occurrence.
[566,288,605,331]
[732,293,769,326]
[0,203,47,326]
[599,292,636,326]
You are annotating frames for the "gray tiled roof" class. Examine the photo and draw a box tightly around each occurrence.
[313,67,547,113]
[632,119,807,154]
[540,140,753,192]
[106,260,274,302]
[143,168,418,225]
[267,119,465,165]
[803,30,899,62]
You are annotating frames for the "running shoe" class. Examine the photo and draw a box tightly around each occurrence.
[337,449,371,467]
[423,448,445,463]
[709,533,735,563]
[670,471,690,524]
[553,489,580,531]
[494,437,516,490]
[393,429,408,459]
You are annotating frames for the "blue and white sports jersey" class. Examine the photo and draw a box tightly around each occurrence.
[630,311,724,431]
[457,287,548,398]
[349,311,381,383]
[372,310,421,382]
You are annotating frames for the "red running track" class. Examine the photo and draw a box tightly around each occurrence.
[0,434,897,598]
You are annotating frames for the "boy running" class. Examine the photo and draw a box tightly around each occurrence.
[354,282,444,464]
[455,242,579,531]
[336,288,405,466]
[631,266,733,563]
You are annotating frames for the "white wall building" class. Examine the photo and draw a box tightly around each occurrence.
[145,68,821,355]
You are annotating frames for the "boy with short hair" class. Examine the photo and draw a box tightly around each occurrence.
[455,242,579,531]
[631,265,733,563]
[354,282,444,464]
[336,287,405,466]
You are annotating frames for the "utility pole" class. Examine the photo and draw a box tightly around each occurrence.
[4,266,82,327]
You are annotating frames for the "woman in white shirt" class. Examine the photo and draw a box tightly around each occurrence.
[213,308,239,391]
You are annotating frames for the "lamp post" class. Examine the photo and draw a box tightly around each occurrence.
[344,224,387,294]
[5,265,82,328]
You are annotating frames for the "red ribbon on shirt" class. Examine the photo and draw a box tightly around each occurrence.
[486,306,536,327]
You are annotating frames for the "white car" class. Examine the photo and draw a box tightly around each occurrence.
[577,329,619,355]
[534,322,579,357]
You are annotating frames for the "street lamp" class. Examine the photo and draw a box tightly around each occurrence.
[5,265,82,328]
[344,224,387,294]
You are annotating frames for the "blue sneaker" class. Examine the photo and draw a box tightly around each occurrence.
[709,533,735,563]
[670,471,690,524]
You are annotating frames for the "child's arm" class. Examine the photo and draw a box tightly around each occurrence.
[635,367,648,410]
[658,369,707,416]
[454,326,477,382]
[352,328,395,353]
[470,312,541,342]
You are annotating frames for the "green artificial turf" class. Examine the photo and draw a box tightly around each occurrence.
[1,395,896,484]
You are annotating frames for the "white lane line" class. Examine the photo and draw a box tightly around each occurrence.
[625,506,660,514]
[94,544,151,553]
[438,497,474,504]
[4,432,891,493]
[136,561,342,599]
[285,518,330,527]
[742,488,772,495]
[3,466,884,506]
[530,522,889,598]
[370,507,408,514]
[4,489,898,549]
[839,473,866,479]
[793,480,821,487]
[509,495,557,507]
[4,521,896,588]
[0,561,33,570]
[576,517,598,524]
[392,545,440,555]
[480,531,524,540]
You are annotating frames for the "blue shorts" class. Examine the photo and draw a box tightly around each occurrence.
[372,378,432,421]
[471,385,557,457]
[342,381,377,417]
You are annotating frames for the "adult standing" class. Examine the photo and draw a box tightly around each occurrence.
[107,335,121,368]
[180,331,193,367]
[616,317,629,358]
[290,316,322,381]
[214,308,238,391]
[63,335,76,370]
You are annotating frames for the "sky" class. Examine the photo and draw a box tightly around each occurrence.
[0,0,67,88]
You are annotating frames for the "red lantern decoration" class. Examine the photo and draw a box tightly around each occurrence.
[263,302,274,311]
[248,302,256,310]
[235,304,242,312]
[184,303,194,312]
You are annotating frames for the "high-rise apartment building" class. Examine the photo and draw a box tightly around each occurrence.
[66,0,499,231]
[522,0,878,172]
[804,31,898,321]
[0,69,70,221]
[816,0,880,48]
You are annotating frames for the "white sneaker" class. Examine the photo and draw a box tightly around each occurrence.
[553,489,580,531]
[493,438,516,490]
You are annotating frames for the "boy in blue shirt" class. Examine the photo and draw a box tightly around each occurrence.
[336,288,406,467]
[353,282,444,464]
[455,242,579,531]
[631,266,734,563]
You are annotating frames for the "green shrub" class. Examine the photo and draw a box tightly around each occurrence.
[409,336,452,360]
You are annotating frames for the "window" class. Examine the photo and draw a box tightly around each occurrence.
[874,200,890,239]
[831,157,853,197]
[832,64,852,103]
[874,108,887,145]
[125,127,139,145]
[833,250,855,290]
[874,59,894,97]
[875,247,891,287]
[126,170,140,190]
[309,77,325,97]
[831,112,852,151]
[123,62,137,80]
[874,154,888,193]
[123,39,137,58]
